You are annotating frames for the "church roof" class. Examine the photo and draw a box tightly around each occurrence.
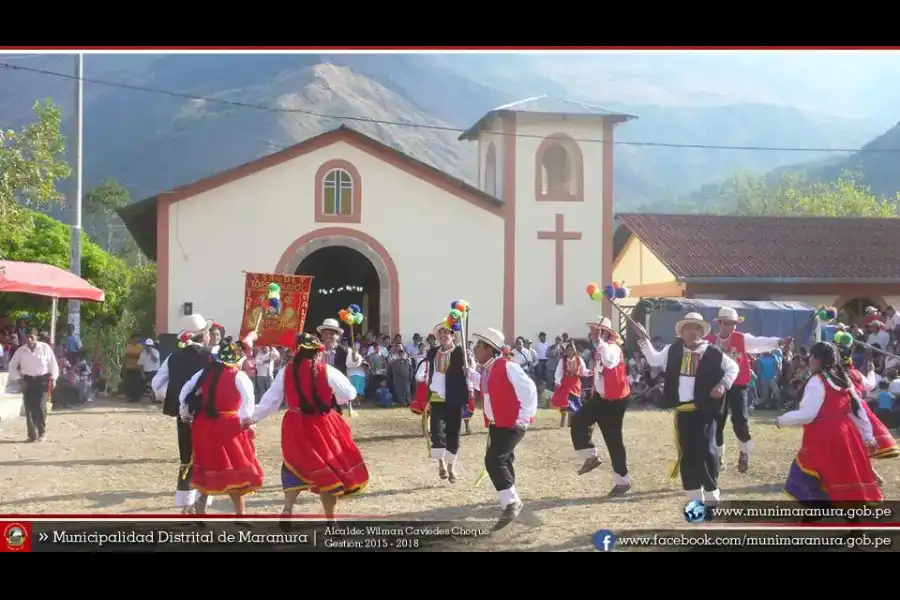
[616,212,900,281]
[118,125,503,261]
[459,95,636,141]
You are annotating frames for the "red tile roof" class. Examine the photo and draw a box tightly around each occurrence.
[616,213,900,280]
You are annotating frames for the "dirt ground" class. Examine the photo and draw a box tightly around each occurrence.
[2,399,899,551]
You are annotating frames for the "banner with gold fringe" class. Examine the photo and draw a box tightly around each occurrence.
[239,272,313,348]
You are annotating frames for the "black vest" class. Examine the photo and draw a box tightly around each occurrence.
[331,346,348,376]
[426,345,468,408]
[163,345,212,417]
[662,341,726,414]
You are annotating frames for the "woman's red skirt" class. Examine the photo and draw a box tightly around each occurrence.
[787,417,883,503]
[191,413,264,496]
[410,382,429,415]
[281,409,369,497]
[861,401,899,459]
[552,375,582,409]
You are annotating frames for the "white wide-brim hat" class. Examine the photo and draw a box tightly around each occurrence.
[317,318,343,335]
[588,316,621,343]
[472,327,505,352]
[715,307,740,322]
[177,314,212,337]
[675,312,711,337]
[433,321,458,337]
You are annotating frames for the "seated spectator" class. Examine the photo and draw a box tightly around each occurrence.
[376,379,394,408]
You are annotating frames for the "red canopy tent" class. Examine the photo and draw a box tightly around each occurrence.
[0,260,105,343]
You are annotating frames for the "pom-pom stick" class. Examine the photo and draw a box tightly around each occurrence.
[584,281,648,344]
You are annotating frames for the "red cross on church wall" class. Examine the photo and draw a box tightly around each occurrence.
[537,213,583,305]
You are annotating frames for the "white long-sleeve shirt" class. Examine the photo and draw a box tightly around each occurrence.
[555,357,591,386]
[738,333,784,355]
[779,373,874,443]
[253,347,280,378]
[591,341,623,396]
[470,358,537,426]
[178,368,256,421]
[251,364,357,423]
[639,340,739,404]
[150,356,171,400]
[8,342,59,382]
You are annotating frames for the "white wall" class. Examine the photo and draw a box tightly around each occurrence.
[166,140,505,338]
[512,115,607,339]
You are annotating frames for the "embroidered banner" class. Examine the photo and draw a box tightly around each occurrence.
[239,272,313,348]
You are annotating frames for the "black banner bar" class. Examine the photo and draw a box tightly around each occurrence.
[598,529,898,552]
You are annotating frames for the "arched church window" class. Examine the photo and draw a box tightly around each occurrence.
[323,169,354,215]
[534,133,584,202]
[542,144,571,194]
[484,143,497,196]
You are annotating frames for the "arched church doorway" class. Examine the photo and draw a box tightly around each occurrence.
[838,297,880,326]
[296,245,380,335]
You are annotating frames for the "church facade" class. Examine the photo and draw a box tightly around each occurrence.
[120,96,636,340]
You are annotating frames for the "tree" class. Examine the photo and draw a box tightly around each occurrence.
[725,171,900,218]
[0,100,71,222]
[84,180,129,253]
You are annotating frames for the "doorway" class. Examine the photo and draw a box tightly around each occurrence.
[838,297,880,326]
[296,245,380,335]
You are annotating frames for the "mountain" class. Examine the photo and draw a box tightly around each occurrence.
[805,121,900,198]
[0,52,887,214]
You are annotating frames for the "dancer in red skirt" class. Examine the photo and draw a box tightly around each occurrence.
[551,341,590,428]
[178,337,264,515]
[832,339,899,486]
[779,342,882,505]
[249,333,368,522]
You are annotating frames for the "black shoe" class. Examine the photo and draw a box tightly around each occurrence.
[578,456,602,475]
[738,452,749,474]
[608,482,631,497]
[494,501,523,530]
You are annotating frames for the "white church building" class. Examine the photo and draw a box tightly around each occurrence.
[120,96,636,341]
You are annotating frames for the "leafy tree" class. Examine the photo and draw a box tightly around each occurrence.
[722,171,900,218]
[0,211,132,324]
[0,100,71,223]
[84,179,145,263]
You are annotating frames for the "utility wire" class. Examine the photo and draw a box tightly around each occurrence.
[0,60,893,154]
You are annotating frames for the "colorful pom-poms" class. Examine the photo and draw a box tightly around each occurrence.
[268,297,280,310]
[444,300,470,334]
[814,305,838,323]
[268,283,281,295]
[450,300,470,313]
[587,281,631,302]
[834,331,854,347]
[340,306,365,327]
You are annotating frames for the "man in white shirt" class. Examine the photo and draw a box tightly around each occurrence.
[253,346,280,399]
[8,331,60,442]
[867,321,890,350]
[533,332,550,387]
[636,313,739,507]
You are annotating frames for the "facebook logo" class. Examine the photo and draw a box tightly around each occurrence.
[593,529,616,552]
